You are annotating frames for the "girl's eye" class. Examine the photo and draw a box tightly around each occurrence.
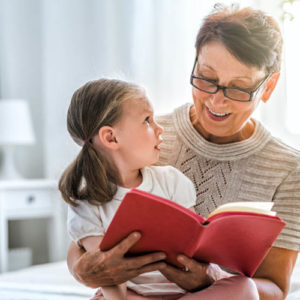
[144,116,151,124]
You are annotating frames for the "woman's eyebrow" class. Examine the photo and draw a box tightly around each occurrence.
[200,63,252,80]
[201,63,215,71]
[200,64,253,83]
[231,75,253,80]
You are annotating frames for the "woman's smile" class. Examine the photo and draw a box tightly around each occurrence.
[205,106,231,121]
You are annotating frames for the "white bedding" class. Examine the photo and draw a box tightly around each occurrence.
[0,261,96,300]
[0,259,299,299]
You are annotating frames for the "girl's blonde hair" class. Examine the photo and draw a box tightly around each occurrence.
[59,78,145,206]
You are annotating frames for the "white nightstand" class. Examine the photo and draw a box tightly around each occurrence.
[0,179,65,273]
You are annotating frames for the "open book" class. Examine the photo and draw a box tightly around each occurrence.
[99,189,285,277]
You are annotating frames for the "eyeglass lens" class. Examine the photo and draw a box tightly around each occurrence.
[191,77,251,101]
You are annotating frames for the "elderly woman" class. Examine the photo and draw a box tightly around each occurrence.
[66,4,299,300]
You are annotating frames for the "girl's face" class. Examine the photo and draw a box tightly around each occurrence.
[191,41,269,144]
[113,97,163,170]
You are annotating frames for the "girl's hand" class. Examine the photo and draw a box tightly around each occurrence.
[159,255,230,291]
[70,232,167,288]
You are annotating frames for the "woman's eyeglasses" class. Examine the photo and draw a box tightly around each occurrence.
[190,57,270,102]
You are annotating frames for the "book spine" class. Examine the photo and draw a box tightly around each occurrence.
[189,223,204,257]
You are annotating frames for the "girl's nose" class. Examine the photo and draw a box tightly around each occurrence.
[156,123,163,135]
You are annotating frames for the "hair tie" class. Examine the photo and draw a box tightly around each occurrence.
[83,139,89,144]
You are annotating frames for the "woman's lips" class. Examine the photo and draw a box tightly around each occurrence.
[206,106,231,121]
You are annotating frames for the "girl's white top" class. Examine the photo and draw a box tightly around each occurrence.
[68,165,196,296]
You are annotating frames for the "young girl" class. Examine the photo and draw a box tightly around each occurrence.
[59,79,197,299]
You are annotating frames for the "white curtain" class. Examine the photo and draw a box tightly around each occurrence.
[3,0,296,181]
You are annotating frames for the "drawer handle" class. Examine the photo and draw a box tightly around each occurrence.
[27,195,35,204]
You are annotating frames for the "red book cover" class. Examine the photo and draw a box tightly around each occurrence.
[100,188,285,277]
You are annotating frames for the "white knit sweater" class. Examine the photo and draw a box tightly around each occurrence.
[156,103,300,251]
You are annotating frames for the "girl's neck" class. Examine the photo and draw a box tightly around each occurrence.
[118,168,143,188]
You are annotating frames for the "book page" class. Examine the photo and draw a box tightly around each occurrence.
[207,201,276,219]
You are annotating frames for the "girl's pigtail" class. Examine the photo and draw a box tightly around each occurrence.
[58,143,117,206]
[59,142,117,207]
[79,143,117,205]
[58,152,84,207]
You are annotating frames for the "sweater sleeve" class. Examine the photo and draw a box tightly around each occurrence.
[272,163,300,251]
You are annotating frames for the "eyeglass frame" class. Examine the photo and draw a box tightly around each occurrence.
[190,57,271,102]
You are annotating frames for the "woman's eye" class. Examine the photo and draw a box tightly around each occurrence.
[197,70,217,82]
[144,116,151,124]
[203,76,217,83]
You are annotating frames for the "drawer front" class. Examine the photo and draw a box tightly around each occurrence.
[2,189,53,211]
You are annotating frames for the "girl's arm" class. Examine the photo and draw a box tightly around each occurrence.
[80,235,103,252]
[80,236,127,300]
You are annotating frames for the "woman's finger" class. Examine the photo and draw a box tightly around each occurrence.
[131,261,167,276]
[159,263,186,281]
[126,252,167,269]
[109,232,142,256]
[177,255,207,271]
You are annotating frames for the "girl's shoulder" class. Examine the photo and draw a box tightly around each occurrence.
[144,166,196,207]
[145,165,193,185]
[146,165,179,174]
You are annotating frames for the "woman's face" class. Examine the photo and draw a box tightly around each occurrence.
[191,41,268,144]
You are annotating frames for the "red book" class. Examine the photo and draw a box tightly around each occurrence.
[100,188,285,277]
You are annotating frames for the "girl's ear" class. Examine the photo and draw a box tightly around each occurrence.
[98,126,119,150]
[261,72,280,103]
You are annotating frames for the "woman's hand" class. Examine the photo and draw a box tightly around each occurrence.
[160,255,230,291]
[68,232,167,288]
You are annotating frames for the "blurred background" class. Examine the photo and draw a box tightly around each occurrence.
[0,0,299,269]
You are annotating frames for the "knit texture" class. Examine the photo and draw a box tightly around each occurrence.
[156,103,300,251]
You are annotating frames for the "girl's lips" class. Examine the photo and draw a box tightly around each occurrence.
[155,137,163,151]
[206,106,231,121]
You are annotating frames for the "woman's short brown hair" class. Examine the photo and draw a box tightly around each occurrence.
[195,3,283,73]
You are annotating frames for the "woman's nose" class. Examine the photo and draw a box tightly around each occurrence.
[209,89,227,105]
